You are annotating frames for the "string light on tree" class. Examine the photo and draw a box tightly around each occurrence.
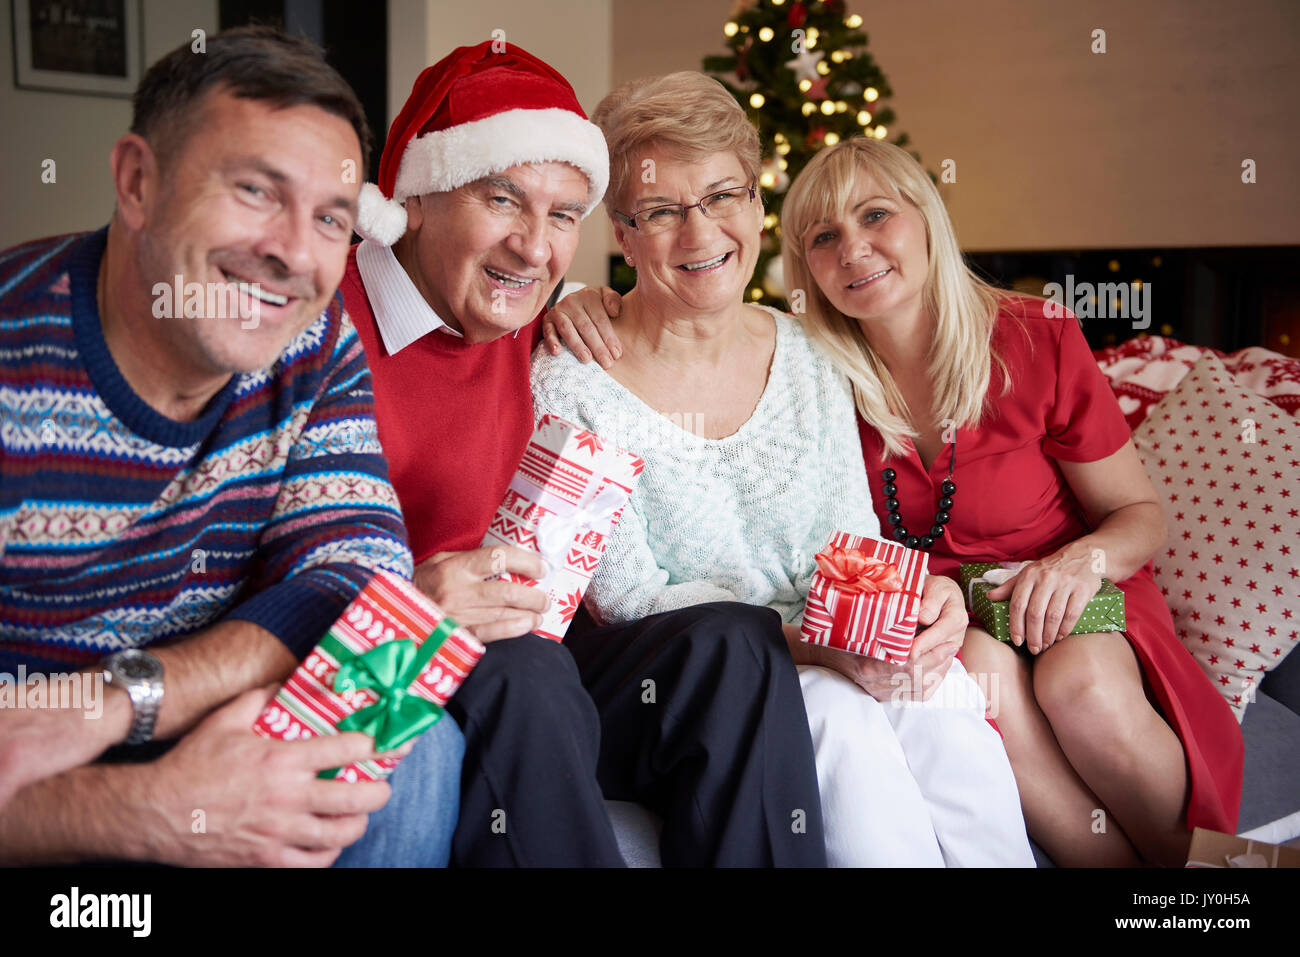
[760,155,790,192]
[703,0,921,307]
[763,256,786,298]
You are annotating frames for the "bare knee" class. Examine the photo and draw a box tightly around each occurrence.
[1032,635,1130,732]
[960,627,1032,719]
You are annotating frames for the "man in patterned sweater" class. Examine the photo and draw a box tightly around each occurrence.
[0,27,461,866]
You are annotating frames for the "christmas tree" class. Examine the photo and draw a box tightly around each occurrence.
[701,0,914,307]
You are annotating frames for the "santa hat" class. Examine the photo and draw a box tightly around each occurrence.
[356,41,609,246]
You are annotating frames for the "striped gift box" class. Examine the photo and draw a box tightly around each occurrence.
[252,570,484,782]
[482,414,643,641]
[800,532,928,663]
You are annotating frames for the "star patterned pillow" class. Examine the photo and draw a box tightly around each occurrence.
[1133,354,1299,721]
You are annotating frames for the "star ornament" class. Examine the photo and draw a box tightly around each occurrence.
[785,47,824,83]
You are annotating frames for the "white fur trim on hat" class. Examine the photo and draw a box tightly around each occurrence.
[356,182,409,246]
[392,107,609,217]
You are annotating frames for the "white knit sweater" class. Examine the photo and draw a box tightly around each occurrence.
[530,306,881,625]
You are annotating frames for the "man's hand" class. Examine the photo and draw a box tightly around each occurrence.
[413,546,550,641]
[0,676,129,810]
[143,686,399,867]
[799,574,965,703]
[541,285,624,367]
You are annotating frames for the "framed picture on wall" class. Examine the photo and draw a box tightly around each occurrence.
[12,0,142,97]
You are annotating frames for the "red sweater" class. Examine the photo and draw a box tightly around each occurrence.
[340,247,541,563]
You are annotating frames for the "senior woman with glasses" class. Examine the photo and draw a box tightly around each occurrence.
[534,72,1034,866]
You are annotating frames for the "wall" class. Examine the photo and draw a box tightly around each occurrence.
[611,0,1300,251]
[389,0,614,285]
[0,0,614,284]
[5,1,1292,263]
[0,0,220,249]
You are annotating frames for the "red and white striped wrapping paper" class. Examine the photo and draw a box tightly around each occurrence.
[252,570,484,782]
[800,532,929,663]
[482,414,643,641]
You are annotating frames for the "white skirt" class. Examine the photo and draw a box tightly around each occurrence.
[798,658,1035,867]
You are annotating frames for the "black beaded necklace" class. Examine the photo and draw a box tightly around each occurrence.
[882,438,956,550]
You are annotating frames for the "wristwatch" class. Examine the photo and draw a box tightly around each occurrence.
[101,649,165,745]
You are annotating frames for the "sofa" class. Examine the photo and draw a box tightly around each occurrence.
[604,334,1300,867]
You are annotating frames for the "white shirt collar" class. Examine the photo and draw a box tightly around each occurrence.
[355,238,463,356]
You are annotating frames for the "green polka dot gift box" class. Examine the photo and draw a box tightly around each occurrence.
[958,562,1126,643]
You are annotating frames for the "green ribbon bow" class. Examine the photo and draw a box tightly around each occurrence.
[328,617,458,753]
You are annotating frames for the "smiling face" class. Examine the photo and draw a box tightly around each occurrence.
[134,88,361,375]
[613,146,762,317]
[396,163,589,344]
[801,169,931,327]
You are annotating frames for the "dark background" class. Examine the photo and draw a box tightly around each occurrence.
[219,0,389,179]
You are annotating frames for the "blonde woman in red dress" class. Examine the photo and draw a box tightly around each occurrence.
[776,136,1242,866]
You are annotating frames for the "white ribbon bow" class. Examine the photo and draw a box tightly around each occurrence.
[967,561,1029,607]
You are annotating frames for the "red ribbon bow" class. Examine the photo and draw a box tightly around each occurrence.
[814,546,907,595]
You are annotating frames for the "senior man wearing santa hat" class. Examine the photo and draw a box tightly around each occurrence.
[342,42,826,867]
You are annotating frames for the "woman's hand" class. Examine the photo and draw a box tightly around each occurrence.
[791,574,965,702]
[541,285,624,367]
[985,543,1102,654]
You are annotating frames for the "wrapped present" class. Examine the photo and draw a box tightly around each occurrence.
[800,532,928,663]
[253,569,484,782]
[482,414,643,641]
[958,561,1126,643]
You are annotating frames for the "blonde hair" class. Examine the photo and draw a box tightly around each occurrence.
[781,137,1010,458]
[592,72,761,213]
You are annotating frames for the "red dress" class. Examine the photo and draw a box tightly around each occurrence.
[856,294,1243,833]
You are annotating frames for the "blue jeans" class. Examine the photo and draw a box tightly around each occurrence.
[333,712,465,867]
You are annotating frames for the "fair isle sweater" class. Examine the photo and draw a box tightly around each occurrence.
[530,306,881,625]
[0,228,413,675]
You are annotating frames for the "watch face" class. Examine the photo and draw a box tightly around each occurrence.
[117,651,162,681]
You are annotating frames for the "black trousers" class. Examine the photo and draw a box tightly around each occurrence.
[446,601,826,867]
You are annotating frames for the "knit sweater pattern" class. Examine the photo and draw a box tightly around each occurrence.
[531,306,881,625]
[0,229,412,673]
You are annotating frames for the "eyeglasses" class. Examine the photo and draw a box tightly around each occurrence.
[614,185,757,234]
